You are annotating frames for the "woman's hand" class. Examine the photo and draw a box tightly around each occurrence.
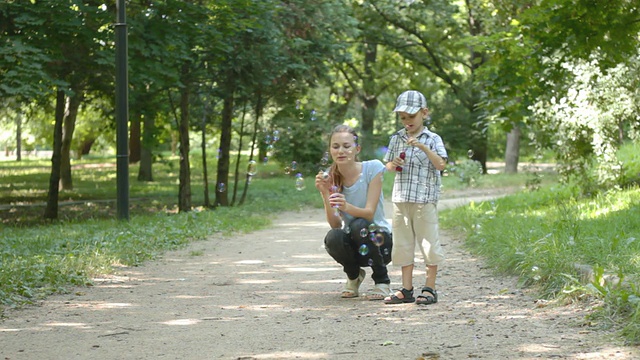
[328,192,347,210]
[315,170,330,193]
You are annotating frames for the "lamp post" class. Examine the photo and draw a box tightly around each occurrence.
[115,0,129,220]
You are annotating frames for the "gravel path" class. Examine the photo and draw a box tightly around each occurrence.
[1,190,638,359]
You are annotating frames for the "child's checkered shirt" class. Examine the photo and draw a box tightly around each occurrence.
[383,128,448,204]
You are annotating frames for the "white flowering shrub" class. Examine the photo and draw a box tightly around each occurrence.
[528,52,640,193]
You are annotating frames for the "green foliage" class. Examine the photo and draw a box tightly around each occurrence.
[364,0,489,165]
[528,54,640,192]
[441,184,640,344]
[268,106,334,175]
[448,159,483,187]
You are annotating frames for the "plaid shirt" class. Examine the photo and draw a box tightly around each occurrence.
[383,127,448,204]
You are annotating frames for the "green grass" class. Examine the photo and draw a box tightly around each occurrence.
[0,154,325,314]
[0,153,323,226]
[441,184,640,344]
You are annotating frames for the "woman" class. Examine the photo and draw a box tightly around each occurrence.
[314,124,393,300]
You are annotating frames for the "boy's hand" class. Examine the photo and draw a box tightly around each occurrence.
[406,137,420,147]
[393,152,406,171]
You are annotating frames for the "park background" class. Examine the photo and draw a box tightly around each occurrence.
[1,0,639,346]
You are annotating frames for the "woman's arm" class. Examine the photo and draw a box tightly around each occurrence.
[315,170,342,229]
[340,172,382,222]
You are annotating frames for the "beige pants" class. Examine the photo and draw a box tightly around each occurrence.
[391,202,445,267]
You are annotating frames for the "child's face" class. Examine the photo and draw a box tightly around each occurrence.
[329,132,359,163]
[398,109,426,134]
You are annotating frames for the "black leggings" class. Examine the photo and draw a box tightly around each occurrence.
[323,218,392,284]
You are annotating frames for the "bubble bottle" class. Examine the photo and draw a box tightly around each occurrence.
[395,151,406,172]
[329,185,341,217]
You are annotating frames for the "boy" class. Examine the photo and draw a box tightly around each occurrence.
[383,90,447,305]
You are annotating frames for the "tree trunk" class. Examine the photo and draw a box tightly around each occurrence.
[79,138,96,157]
[468,106,488,174]
[129,112,141,164]
[504,126,521,174]
[138,113,154,182]
[215,88,234,207]
[240,92,263,206]
[44,89,66,220]
[60,91,83,190]
[231,103,247,207]
[200,104,210,207]
[360,39,378,151]
[178,85,191,212]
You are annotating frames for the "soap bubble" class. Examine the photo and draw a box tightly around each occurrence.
[358,244,369,256]
[217,183,226,192]
[371,233,385,247]
[320,152,330,166]
[247,160,257,176]
[295,173,305,191]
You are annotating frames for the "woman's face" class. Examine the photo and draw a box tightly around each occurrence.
[329,131,359,164]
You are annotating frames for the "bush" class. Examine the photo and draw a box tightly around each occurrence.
[448,159,483,187]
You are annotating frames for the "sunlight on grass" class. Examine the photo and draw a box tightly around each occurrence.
[441,185,640,344]
[576,192,637,219]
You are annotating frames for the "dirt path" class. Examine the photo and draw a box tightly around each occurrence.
[1,190,638,359]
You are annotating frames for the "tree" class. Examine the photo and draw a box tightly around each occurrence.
[210,0,355,206]
[480,0,640,185]
[1,1,112,219]
[366,0,491,171]
[139,0,231,211]
[48,2,111,190]
[327,2,412,159]
[0,2,56,162]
